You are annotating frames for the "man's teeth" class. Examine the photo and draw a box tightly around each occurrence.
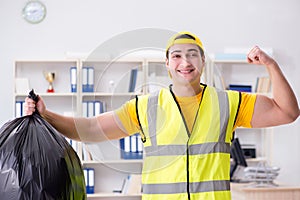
[178,69,194,73]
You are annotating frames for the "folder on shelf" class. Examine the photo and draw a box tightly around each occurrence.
[122,174,142,194]
[82,67,88,92]
[82,66,94,92]
[120,133,143,159]
[87,101,94,117]
[229,84,252,92]
[84,168,95,194]
[82,143,93,161]
[214,53,247,60]
[70,67,77,93]
[255,76,271,93]
[87,67,94,92]
[82,101,88,118]
[94,101,106,116]
[128,68,138,92]
[15,101,24,117]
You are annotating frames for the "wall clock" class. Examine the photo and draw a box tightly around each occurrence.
[22,1,46,24]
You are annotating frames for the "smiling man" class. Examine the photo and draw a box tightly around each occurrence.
[25,31,299,200]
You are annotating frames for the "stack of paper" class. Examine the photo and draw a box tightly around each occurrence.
[244,165,280,187]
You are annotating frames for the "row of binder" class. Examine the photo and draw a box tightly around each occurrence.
[70,66,142,93]
[120,133,143,159]
[15,100,106,118]
[70,66,94,93]
[82,100,106,117]
[15,101,25,117]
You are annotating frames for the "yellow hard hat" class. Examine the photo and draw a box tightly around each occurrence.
[166,31,204,54]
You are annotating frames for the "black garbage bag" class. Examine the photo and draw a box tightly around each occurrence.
[0,90,86,200]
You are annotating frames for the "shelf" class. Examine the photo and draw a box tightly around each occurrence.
[14,92,77,97]
[81,92,141,97]
[246,157,267,163]
[87,193,141,198]
[212,59,248,64]
[82,159,143,165]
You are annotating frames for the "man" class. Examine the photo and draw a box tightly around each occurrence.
[25,31,299,199]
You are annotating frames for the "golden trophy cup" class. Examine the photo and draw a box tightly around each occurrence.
[44,72,55,93]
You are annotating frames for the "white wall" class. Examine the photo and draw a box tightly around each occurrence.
[1,0,299,185]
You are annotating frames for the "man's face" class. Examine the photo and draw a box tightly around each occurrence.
[166,43,205,86]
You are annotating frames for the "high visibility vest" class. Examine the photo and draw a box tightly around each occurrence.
[136,84,241,200]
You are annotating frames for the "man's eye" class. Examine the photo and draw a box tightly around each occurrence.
[188,53,198,57]
[172,54,181,58]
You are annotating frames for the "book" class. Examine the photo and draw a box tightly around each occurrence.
[70,67,77,92]
[82,66,94,92]
[15,101,24,117]
[229,84,252,92]
[213,74,226,90]
[122,174,142,194]
[255,76,271,93]
[83,168,95,194]
[214,53,247,60]
[87,67,94,92]
[128,68,138,92]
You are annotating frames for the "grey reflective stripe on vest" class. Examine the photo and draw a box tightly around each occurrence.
[145,142,230,157]
[143,180,230,194]
[147,90,160,147]
[217,90,229,142]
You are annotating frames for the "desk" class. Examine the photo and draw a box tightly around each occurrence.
[231,183,300,200]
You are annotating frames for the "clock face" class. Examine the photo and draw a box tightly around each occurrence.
[22,1,46,24]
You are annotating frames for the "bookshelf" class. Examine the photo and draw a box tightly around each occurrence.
[13,57,175,199]
[208,58,274,165]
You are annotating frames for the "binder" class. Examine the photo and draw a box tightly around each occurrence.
[130,134,137,152]
[87,101,94,117]
[137,134,143,153]
[15,101,24,117]
[87,67,94,92]
[124,136,130,152]
[82,66,94,92]
[70,67,77,92]
[128,68,138,92]
[229,84,252,92]
[84,168,95,194]
[94,101,101,116]
[82,101,88,117]
[82,67,88,92]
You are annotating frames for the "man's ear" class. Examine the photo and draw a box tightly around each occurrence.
[165,58,172,79]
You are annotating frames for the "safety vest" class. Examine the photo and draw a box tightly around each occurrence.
[136,84,241,200]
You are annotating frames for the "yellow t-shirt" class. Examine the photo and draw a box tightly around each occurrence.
[115,89,256,135]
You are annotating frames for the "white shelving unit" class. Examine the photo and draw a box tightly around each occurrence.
[13,57,174,200]
[208,58,274,165]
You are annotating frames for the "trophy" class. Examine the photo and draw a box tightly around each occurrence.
[44,72,55,93]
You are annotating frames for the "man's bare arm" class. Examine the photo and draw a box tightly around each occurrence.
[248,46,299,128]
[25,97,129,142]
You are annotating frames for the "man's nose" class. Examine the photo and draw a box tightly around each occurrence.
[180,56,192,66]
